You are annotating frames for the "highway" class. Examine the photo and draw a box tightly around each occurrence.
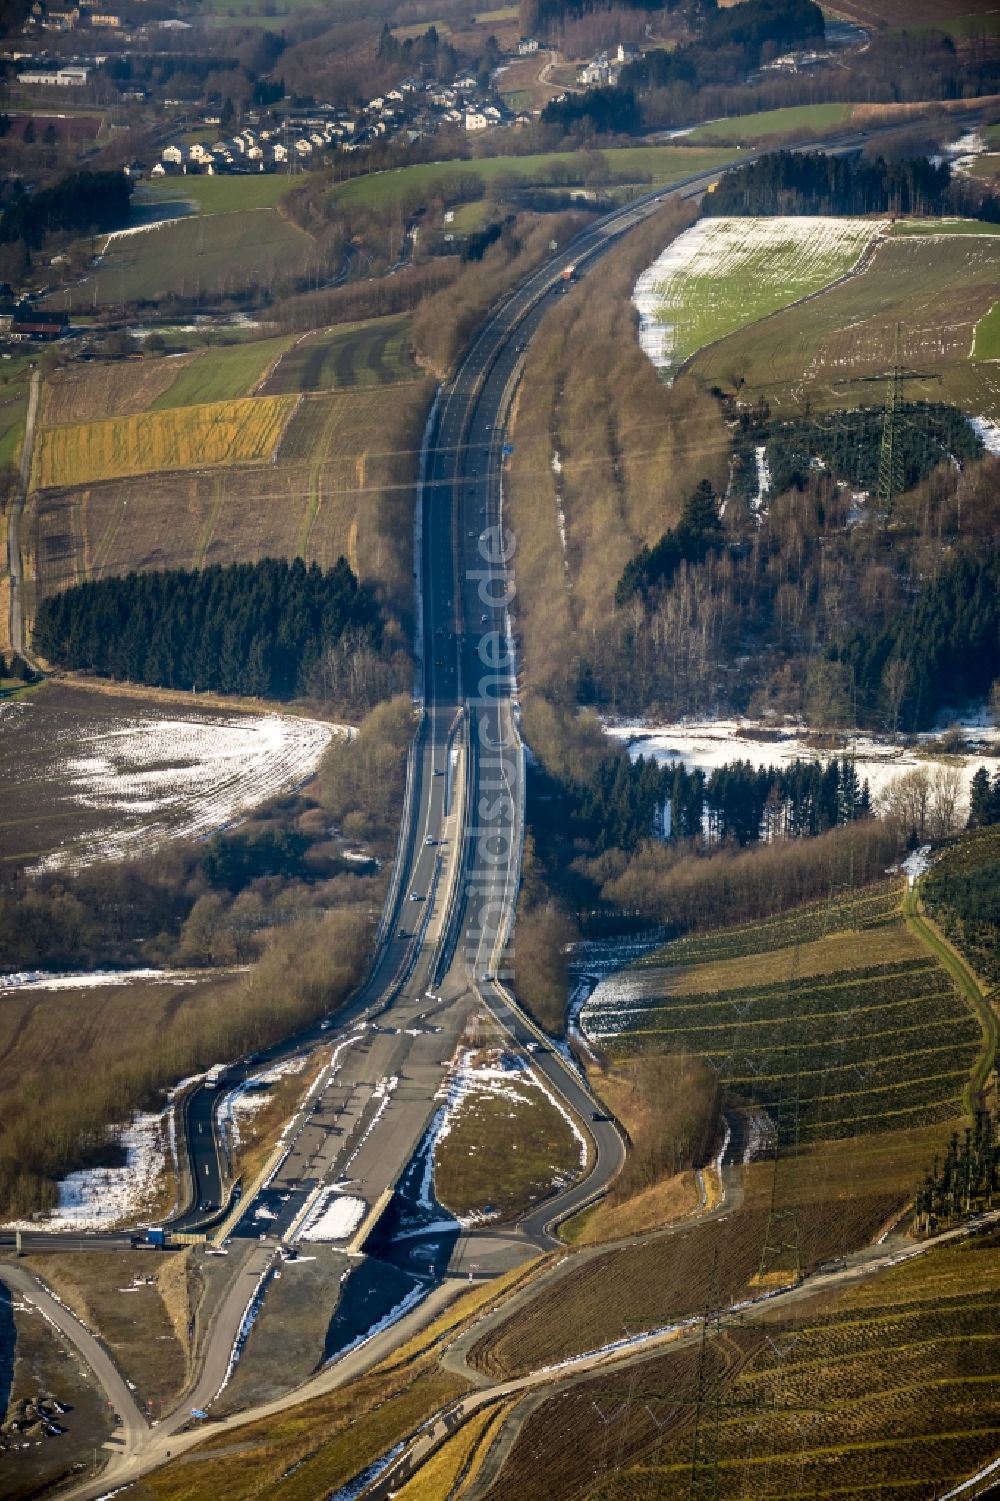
[1,125,910,1498]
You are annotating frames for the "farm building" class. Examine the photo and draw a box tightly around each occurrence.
[10,306,68,340]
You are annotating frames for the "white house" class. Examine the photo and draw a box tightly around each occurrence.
[464,109,488,131]
[518,36,539,54]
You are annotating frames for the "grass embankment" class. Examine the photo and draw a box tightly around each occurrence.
[434,1051,583,1223]
[32,395,294,488]
[688,232,1000,419]
[505,198,729,697]
[326,145,734,213]
[393,1403,509,1500]
[563,1053,720,1247]
[685,101,853,144]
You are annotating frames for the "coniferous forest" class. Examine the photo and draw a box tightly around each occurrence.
[529,749,870,854]
[32,558,381,699]
[703,151,953,219]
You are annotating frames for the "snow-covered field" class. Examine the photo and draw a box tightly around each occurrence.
[1,691,343,868]
[606,717,1000,814]
[633,216,884,380]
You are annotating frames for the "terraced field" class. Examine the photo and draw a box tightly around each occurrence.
[585,886,980,1143]
[483,1233,1000,1501]
[262,315,419,393]
[32,396,295,489]
[687,231,1000,417]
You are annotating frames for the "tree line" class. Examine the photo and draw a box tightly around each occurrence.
[33,557,382,701]
[913,1110,999,1234]
[0,169,132,249]
[704,150,952,219]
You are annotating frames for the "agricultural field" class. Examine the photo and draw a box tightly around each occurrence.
[327,145,734,213]
[139,173,308,214]
[632,216,883,380]
[0,353,33,468]
[684,102,854,145]
[27,380,433,627]
[433,1049,585,1223]
[0,682,336,869]
[584,891,982,1143]
[261,314,419,394]
[32,394,295,489]
[151,334,297,407]
[468,874,982,1381]
[482,1232,1000,1501]
[43,207,315,311]
[686,231,1000,417]
[41,357,193,427]
[892,217,1000,237]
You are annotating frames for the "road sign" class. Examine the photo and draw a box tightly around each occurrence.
[502,444,514,456]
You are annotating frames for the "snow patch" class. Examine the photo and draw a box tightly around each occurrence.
[968,415,1000,453]
[605,716,999,811]
[6,1109,168,1232]
[0,967,204,992]
[297,1190,367,1243]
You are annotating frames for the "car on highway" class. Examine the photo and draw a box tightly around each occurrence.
[410,891,423,901]
[425,835,436,846]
